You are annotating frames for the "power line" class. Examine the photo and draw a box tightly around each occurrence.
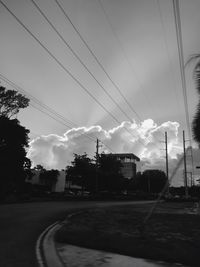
[0,74,97,142]
[0,0,123,128]
[53,0,142,122]
[172,0,191,140]
[0,73,78,129]
[172,2,194,146]
[0,1,147,148]
[172,0,195,177]
[0,73,115,152]
[30,0,133,122]
[97,0,155,119]
[156,0,182,114]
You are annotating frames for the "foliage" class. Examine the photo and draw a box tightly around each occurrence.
[0,86,29,118]
[24,158,34,180]
[66,153,95,191]
[0,86,30,200]
[0,116,30,198]
[192,102,200,144]
[65,153,169,194]
[128,172,142,191]
[39,169,59,191]
[98,154,124,191]
[34,164,46,172]
[66,153,133,192]
[136,169,167,193]
[187,55,200,144]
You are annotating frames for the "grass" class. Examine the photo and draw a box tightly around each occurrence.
[55,202,200,266]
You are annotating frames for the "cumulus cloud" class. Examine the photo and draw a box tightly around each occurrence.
[28,119,200,186]
[28,119,200,185]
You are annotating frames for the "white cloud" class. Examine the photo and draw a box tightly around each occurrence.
[28,119,200,186]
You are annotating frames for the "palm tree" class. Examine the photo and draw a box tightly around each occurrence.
[187,54,200,145]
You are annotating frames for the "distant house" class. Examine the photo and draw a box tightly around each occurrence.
[109,153,140,179]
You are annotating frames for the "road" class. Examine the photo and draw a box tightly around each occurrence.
[0,200,155,267]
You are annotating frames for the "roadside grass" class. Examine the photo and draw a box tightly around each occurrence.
[55,202,200,266]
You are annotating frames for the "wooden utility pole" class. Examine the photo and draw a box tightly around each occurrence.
[95,138,100,193]
[165,132,169,194]
[183,130,188,198]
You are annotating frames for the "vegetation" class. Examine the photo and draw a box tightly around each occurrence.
[65,153,125,193]
[98,153,124,191]
[0,86,30,200]
[0,86,29,118]
[188,55,200,144]
[56,203,200,266]
[66,153,96,192]
[136,169,167,193]
[39,169,59,192]
[65,153,168,195]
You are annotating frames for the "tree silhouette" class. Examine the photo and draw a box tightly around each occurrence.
[39,169,59,191]
[66,153,95,192]
[0,86,30,200]
[98,154,123,192]
[0,86,29,118]
[137,169,167,193]
[187,55,200,144]
[0,116,30,198]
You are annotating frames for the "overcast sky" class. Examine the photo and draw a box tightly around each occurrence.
[1,0,200,186]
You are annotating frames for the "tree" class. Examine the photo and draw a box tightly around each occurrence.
[34,164,46,172]
[39,169,59,191]
[98,154,124,192]
[66,153,95,192]
[187,55,200,144]
[0,116,30,198]
[0,86,30,199]
[137,169,167,193]
[24,158,34,181]
[65,153,125,193]
[0,86,29,118]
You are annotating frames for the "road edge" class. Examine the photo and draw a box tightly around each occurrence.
[35,211,84,267]
[36,221,63,267]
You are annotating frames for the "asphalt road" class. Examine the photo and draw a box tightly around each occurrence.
[0,200,155,267]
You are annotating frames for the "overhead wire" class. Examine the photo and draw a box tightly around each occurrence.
[155,0,182,114]
[0,1,123,127]
[97,0,155,119]
[0,0,146,148]
[30,0,133,123]
[172,0,191,139]
[172,0,195,177]
[0,74,80,129]
[0,73,115,153]
[53,0,142,122]
[97,0,173,157]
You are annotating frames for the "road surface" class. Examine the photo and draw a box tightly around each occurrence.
[0,200,155,267]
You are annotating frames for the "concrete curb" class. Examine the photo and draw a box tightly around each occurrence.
[36,221,63,267]
[36,211,84,267]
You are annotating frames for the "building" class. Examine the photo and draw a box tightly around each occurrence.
[29,169,66,192]
[109,153,140,179]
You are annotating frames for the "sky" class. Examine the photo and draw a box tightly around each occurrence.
[1,0,200,186]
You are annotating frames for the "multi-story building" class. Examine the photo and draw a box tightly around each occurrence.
[109,153,140,179]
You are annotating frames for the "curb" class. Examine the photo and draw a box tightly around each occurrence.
[36,221,63,267]
[36,211,84,267]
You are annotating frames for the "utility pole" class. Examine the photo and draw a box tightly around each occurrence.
[187,172,193,187]
[183,130,188,198]
[165,132,169,195]
[160,132,169,195]
[95,138,100,193]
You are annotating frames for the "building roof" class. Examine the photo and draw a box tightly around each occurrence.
[108,153,140,161]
